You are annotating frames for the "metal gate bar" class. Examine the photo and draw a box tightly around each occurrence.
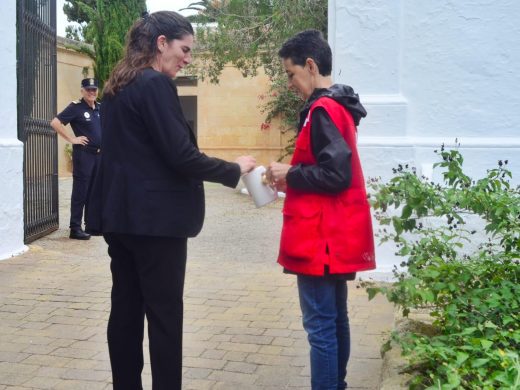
[17,0,59,243]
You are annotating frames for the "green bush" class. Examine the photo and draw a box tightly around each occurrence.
[64,143,73,161]
[366,144,520,389]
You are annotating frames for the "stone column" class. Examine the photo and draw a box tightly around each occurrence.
[329,0,410,183]
[0,0,27,260]
[329,0,520,181]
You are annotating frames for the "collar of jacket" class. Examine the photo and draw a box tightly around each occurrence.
[298,84,367,130]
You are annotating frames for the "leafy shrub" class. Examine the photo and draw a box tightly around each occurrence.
[64,143,73,161]
[366,145,520,389]
[259,74,301,160]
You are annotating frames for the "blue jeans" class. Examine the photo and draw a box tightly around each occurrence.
[297,275,350,390]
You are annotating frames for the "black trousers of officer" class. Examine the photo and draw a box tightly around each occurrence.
[70,147,100,229]
[104,233,187,390]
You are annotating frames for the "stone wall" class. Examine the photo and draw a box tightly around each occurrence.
[178,66,290,167]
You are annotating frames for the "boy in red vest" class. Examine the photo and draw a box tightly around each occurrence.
[266,30,376,390]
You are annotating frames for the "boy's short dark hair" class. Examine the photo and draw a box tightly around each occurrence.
[278,29,332,76]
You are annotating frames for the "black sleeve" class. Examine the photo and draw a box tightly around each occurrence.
[140,75,241,188]
[286,107,352,193]
[56,103,77,126]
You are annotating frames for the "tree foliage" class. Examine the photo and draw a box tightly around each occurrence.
[184,0,327,142]
[63,0,97,42]
[185,0,327,80]
[62,0,146,91]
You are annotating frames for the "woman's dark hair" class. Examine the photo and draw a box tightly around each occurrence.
[104,11,194,96]
[278,29,332,76]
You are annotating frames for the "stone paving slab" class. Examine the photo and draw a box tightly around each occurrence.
[0,178,395,389]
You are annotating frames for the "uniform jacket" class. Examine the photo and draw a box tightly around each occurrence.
[86,68,240,238]
[278,86,376,275]
[57,98,102,147]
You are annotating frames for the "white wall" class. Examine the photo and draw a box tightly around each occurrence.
[329,0,520,278]
[0,0,27,260]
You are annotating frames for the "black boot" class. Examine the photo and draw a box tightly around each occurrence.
[70,228,91,240]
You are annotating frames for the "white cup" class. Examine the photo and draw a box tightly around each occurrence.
[241,165,278,208]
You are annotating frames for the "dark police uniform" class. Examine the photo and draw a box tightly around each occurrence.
[57,92,101,231]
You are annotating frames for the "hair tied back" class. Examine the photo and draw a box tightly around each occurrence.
[141,11,150,20]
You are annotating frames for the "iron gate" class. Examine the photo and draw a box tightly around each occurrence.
[17,0,59,243]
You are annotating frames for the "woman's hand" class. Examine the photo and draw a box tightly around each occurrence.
[266,162,291,191]
[235,156,256,174]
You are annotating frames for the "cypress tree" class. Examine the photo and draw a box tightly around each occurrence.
[63,0,146,92]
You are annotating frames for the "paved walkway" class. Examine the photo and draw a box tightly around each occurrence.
[0,178,395,390]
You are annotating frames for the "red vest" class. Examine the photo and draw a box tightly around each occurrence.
[278,97,376,275]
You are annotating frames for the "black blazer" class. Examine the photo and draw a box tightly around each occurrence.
[86,68,240,238]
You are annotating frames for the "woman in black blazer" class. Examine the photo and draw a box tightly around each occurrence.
[87,11,255,390]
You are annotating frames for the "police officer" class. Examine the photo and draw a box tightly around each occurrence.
[50,78,101,240]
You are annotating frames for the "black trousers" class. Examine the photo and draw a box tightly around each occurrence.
[70,148,100,229]
[104,233,188,390]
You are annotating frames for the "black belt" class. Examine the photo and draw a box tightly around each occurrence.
[73,145,101,154]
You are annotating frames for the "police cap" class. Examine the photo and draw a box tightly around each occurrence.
[81,78,98,89]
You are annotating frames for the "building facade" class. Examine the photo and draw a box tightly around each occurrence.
[329,0,520,275]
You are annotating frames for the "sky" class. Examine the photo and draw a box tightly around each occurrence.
[56,0,197,37]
